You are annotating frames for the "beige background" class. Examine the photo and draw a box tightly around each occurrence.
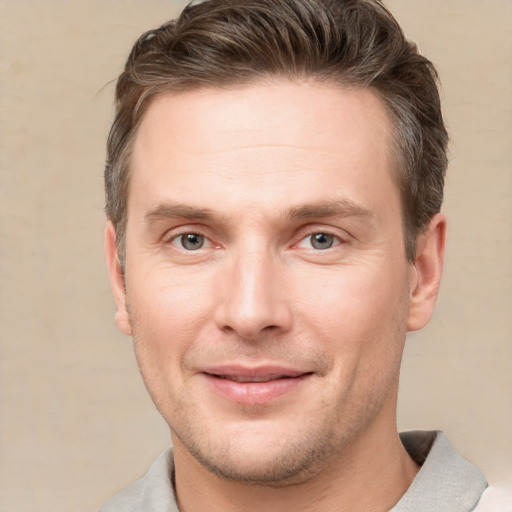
[0,1,510,510]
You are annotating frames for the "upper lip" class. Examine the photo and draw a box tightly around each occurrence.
[202,365,310,381]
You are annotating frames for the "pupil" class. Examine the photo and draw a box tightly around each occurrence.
[312,233,333,250]
[182,233,204,250]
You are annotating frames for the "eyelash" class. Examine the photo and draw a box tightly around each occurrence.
[296,232,343,251]
[166,229,344,252]
[167,231,213,251]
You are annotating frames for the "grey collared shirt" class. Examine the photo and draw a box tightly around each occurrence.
[100,431,487,512]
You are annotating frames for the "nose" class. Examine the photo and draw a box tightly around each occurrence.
[214,246,293,341]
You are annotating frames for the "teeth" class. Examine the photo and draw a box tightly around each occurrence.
[221,375,285,383]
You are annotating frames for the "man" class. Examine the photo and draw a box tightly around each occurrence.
[101,0,487,510]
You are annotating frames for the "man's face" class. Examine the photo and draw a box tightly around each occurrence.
[108,81,432,483]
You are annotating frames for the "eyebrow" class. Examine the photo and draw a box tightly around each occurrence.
[145,203,216,225]
[284,199,373,221]
[144,198,373,226]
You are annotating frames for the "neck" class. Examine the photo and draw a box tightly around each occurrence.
[172,402,419,512]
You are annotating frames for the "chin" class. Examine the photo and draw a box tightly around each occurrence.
[173,418,342,485]
[189,443,324,485]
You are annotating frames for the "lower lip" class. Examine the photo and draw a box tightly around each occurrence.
[203,373,310,405]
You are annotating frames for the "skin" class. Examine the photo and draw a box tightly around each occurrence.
[106,80,445,511]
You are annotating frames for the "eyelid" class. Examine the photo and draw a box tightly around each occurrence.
[293,224,349,248]
[163,226,217,250]
[295,232,343,250]
[171,234,208,250]
[161,223,349,251]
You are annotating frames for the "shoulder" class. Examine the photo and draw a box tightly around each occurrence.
[473,485,512,512]
[99,448,178,512]
[99,478,144,512]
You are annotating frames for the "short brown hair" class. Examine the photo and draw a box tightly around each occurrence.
[105,0,448,264]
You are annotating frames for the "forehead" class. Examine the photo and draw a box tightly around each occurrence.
[135,81,392,154]
[129,81,398,217]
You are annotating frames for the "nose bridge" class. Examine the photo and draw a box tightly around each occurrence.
[215,238,291,339]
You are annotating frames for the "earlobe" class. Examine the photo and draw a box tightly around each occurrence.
[407,213,446,332]
[105,221,132,335]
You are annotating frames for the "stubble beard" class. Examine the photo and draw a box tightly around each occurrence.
[130,332,404,487]
[171,416,344,485]
[127,282,409,487]
[166,373,398,487]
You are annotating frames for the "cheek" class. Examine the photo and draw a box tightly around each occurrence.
[292,262,409,399]
[295,262,408,336]
[127,281,201,418]
[126,272,214,379]
[129,266,214,327]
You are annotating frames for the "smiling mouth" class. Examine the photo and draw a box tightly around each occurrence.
[208,374,302,383]
[202,369,312,404]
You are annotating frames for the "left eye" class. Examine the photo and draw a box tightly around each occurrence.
[299,232,339,250]
[172,233,206,251]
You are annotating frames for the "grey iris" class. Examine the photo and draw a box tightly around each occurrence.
[311,233,334,250]
[181,233,205,250]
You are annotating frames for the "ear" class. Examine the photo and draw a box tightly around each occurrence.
[105,221,132,335]
[407,213,446,332]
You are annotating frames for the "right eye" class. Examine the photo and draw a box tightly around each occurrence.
[296,232,341,251]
